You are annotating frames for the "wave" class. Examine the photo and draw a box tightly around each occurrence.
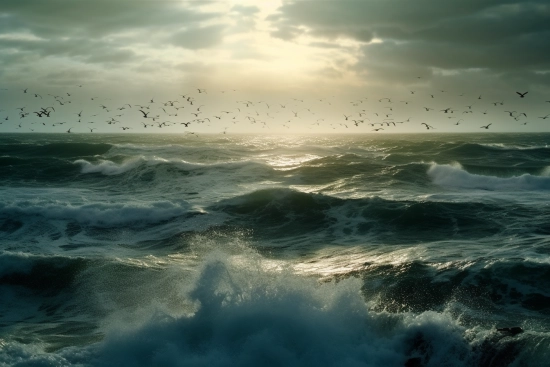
[3,255,542,367]
[74,156,273,177]
[360,257,550,315]
[479,143,550,151]
[428,163,550,190]
[446,143,550,162]
[212,188,511,241]
[0,199,195,228]
[0,252,87,289]
[0,142,113,158]
[75,157,147,176]
[1,251,548,366]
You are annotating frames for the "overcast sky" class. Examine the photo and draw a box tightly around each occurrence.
[1,0,549,134]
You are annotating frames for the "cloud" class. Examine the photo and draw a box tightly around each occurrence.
[0,37,139,65]
[231,5,260,16]
[0,0,225,68]
[170,25,226,50]
[269,0,550,89]
[0,0,220,38]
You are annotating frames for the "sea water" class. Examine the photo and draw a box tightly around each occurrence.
[1,133,549,366]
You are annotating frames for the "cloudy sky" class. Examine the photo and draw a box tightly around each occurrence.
[1,0,549,134]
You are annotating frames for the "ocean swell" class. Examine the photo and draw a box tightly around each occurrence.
[428,163,550,190]
[0,199,194,227]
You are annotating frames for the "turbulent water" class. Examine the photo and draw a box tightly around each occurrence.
[1,133,549,367]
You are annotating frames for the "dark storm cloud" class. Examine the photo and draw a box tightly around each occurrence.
[270,0,550,82]
[0,37,137,64]
[0,0,218,38]
[270,0,537,40]
[0,0,225,67]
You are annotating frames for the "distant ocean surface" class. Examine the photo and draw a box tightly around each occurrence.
[1,133,549,367]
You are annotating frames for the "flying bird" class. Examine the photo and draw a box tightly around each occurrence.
[516,92,528,98]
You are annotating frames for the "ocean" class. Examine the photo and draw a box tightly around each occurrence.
[1,133,549,366]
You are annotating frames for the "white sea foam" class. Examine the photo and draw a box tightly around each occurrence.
[428,163,550,191]
[75,157,144,175]
[480,143,550,150]
[74,157,270,176]
[36,255,472,366]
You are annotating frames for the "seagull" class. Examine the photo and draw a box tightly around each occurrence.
[480,123,492,129]
[421,123,435,130]
[139,110,150,118]
[516,91,528,98]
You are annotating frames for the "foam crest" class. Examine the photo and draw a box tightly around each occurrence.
[428,163,550,191]
[81,255,476,367]
[74,157,271,176]
[75,158,144,175]
[480,143,550,151]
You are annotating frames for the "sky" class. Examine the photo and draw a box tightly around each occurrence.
[0,0,549,134]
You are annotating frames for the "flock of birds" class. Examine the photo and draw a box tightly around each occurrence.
[0,85,549,134]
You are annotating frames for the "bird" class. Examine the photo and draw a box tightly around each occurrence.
[516,92,528,98]
[480,123,492,129]
[139,110,150,118]
[421,123,435,130]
